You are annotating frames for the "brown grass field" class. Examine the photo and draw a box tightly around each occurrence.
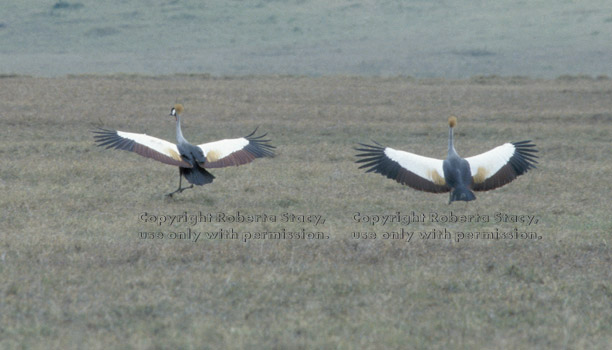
[1,75,612,349]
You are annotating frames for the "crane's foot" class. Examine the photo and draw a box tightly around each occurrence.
[165,184,194,197]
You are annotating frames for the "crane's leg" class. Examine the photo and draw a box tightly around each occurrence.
[166,169,194,197]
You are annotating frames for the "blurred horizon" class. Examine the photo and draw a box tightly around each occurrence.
[1,0,611,78]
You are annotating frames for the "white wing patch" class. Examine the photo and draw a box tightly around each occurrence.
[117,131,183,161]
[385,148,445,185]
[198,138,249,162]
[465,143,515,182]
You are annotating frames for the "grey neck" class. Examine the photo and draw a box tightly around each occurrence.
[176,115,188,145]
[448,127,458,158]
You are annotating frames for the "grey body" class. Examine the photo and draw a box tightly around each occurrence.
[169,107,214,195]
[443,125,476,203]
[177,141,206,164]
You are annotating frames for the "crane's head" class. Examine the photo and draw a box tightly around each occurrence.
[170,104,184,120]
[448,116,457,128]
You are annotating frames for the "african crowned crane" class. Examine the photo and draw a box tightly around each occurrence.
[93,104,275,196]
[355,117,538,203]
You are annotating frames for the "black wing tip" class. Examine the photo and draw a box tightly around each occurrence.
[512,140,539,165]
[244,126,260,138]
[250,141,276,155]
[245,127,276,152]
[355,140,384,149]
[507,140,540,174]
[354,147,387,171]
[91,128,118,142]
[354,141,388,166]
[91,128,117,135]
[91,128,135,151]
[245,139,276,158]
[244,127,272,142]
[512,140,539,151]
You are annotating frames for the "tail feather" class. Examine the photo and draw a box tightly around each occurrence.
[181,165,215,186]
[450,187,476,203]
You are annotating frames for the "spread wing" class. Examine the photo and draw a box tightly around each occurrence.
[355,142,450,193]
[466,140,538,191]
[197,129,275,168]
[92,128,192,167]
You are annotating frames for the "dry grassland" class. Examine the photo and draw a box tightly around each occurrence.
[1,75,612,349]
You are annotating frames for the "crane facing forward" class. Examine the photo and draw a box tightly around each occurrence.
[355,117,538,203]
[93,104,275,196]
